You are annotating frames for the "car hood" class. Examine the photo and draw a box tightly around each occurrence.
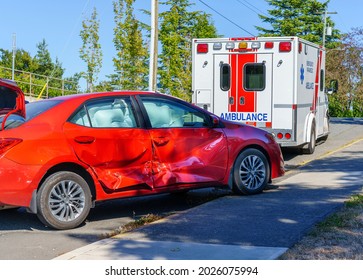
[0,78,26,118]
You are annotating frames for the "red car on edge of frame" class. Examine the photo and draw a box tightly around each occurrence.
[0,79,284,230]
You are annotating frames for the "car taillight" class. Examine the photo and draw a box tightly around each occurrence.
[0,138,22,155]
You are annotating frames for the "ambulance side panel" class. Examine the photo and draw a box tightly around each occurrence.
[296,42,318,145]
[270,39,295,137]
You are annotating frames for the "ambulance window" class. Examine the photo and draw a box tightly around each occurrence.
[244,63,266,91]
[220,63,231,91]
[320,69,324,91]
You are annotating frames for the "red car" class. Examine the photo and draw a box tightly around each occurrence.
[0,79,284,230]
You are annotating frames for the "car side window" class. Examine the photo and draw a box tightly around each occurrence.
[69,97,137,128]
[140,96,210,128]
[69,105,91,127]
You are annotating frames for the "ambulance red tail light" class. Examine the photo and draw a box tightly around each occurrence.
[279,42,292,52]
[197,43,208,53]
[276,132,292,140]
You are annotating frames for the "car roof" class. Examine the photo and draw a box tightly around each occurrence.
[51,90,159,102]
[47,91,180,106]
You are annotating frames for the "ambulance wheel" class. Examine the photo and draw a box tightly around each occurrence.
[232,148,270,195]
[304,124,316,154]
[320,115,330,142]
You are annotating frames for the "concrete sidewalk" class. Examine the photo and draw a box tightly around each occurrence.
[54,237,287,260]
[55,139,363,260]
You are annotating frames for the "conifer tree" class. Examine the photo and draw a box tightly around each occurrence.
[159,0,217,100]
[256,0,339,48]
[113,0,148,90]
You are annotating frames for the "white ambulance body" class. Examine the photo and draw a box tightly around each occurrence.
[192,36,329,153]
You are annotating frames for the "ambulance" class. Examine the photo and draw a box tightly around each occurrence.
[192,36,330,154]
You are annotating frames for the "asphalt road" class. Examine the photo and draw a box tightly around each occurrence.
[0,117,362,260]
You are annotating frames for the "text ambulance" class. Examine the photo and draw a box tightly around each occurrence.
[192,37,330,154]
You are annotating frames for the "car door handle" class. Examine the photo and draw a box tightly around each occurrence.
[153,136,169,146]
[74,136,95,144]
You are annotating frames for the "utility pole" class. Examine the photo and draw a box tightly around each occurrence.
[148,0,158,92]
[321,10,337,47]
[12,33,16,81]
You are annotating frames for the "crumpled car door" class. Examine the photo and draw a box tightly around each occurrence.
[63,96,154,192]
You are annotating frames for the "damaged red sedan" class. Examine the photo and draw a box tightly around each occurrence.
[0,79,284,230]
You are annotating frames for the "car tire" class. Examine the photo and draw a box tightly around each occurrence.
[232,148,270,195]
[36,171,92,230]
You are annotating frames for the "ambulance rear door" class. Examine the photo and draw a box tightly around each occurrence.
[214,51,273,128]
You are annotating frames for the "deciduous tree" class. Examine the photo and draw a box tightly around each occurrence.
[0,48,35,72]
[326,28,363,117]
[80,7,103,92]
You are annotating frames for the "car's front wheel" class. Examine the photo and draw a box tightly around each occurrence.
[36,171,92,230]
[232,148,270,195]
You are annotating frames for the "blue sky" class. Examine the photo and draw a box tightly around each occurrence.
[0,0,361,89]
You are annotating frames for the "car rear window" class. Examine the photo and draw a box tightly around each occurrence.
[25,100,62,121]
[0,100,62,131]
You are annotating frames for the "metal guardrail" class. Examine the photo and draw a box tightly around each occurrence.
[0,65,79,99]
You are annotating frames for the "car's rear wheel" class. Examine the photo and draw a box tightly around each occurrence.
[36,171,92,230]
[232,148,270,195]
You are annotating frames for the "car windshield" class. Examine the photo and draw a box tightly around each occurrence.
[0,99,62,131]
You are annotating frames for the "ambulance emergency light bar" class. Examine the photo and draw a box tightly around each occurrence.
[196,41,292,53]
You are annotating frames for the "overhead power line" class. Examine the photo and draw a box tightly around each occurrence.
[235,0,269,17]
[38,0,91,99]
[198,0,255,36]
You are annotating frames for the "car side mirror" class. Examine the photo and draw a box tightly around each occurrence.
[211,115,220,127]
[327,79,338,94]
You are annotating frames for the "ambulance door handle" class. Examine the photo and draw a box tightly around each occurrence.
[229,97,234,105]
[240,97,245,105]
